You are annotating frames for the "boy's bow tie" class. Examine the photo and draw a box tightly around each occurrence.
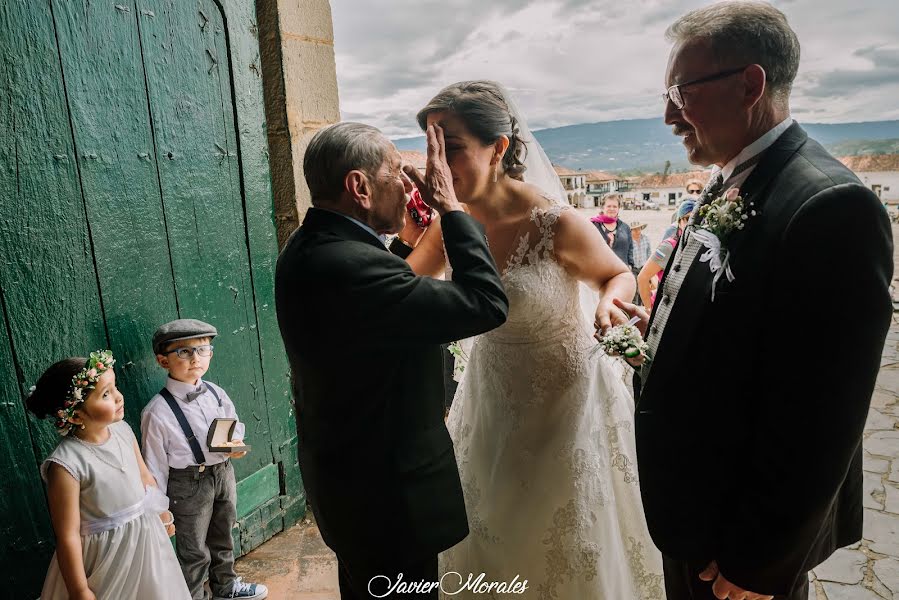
[185,387,205,402]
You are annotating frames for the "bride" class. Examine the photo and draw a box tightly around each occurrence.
[402,80,664,599]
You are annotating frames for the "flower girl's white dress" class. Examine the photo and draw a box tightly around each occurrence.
[39,420,190,599]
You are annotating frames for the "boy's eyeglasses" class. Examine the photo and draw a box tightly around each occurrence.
[165,345,214,360]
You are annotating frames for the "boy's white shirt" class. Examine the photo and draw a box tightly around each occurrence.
[140,377,246,495]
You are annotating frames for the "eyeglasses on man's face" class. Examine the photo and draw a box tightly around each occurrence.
[165,345,214,360]
[687,187,702,194]
[662,66,749,110]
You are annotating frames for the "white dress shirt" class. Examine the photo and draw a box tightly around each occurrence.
[140,377,245,494]
[714,115,793,189]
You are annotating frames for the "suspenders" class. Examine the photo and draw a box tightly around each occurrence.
[159,383,223,469]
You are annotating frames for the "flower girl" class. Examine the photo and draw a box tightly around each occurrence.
[26,351,190,600]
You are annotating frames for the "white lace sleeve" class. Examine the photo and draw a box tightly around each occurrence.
[520,204,569,267]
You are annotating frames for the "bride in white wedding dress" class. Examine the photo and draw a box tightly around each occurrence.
[402,81,664,599]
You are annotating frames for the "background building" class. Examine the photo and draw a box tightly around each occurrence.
[628,170,712,206]
[840,155,899,203]
[554,165,588,206]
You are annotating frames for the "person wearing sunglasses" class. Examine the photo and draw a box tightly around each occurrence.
[685,179,703,196]
[626,3,894,600]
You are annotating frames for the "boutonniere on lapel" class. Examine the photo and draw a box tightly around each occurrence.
[692,187,757,301]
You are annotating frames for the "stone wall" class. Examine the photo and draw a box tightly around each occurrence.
[257,0,340,248]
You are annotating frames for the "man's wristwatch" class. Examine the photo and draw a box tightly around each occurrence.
[388,236,414,259]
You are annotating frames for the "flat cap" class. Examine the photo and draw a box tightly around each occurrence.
[153,318,218,354]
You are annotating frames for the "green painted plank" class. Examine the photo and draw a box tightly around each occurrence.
[0,0,109,459]
[50,0,179,425]
[134,0,270,480]
[0,1,111,592]
[280,435,303,497]
[238,496,284,553]
[0,308,55,592]
[220,0,295,463]
[235,461,279,519]
[281,493,307,528]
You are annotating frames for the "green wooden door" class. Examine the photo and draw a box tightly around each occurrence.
[0,0,301,593]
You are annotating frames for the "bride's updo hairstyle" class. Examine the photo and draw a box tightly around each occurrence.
[416,80,528,181]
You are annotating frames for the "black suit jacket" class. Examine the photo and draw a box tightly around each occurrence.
[274,208,508,563]
[634,123,893,595]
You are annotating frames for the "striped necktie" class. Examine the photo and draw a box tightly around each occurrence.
[727,151,763,183]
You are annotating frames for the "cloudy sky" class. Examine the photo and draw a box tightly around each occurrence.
[330,0,899,139]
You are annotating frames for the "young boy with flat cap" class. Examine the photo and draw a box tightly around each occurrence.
[141,318,267,600]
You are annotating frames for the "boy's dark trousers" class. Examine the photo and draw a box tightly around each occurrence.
[168,460,238,600]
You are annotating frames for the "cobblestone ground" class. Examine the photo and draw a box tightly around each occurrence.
[235,219,899,600]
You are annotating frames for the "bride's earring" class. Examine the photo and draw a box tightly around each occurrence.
[493,164,498,183]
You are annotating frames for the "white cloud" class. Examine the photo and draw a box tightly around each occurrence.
[331,0,899,137]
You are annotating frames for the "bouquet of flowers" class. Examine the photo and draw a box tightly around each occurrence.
[595,317,648,361]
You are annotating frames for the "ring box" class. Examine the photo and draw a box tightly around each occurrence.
[206,418,250,453]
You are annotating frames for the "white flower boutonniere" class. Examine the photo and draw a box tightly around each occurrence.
[693,187,756,301]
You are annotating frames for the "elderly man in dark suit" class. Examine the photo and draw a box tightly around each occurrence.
[614,3,893,600]
[274,122,508,599]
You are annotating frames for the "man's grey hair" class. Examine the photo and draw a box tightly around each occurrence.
[666,1,800,104]
[303,122,391,205]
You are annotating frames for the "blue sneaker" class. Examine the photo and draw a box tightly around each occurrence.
[214,578,268,600]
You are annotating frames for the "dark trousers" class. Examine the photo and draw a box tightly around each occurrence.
[168,461,238,600]
[663,556,809,600]
[337,554,438,599]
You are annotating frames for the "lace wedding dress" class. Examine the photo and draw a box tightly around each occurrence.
[440,204,664,600]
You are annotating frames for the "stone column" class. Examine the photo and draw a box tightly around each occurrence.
[257,0,340,248]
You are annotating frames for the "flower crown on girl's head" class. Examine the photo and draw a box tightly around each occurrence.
[53,350,115,436]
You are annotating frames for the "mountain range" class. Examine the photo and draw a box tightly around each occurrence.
[392,118,899,173]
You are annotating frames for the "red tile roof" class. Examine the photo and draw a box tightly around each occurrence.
[634,170,712,189]
[839,154,899,172]
[585,170,618,183]
[399,150,427,171]
[553,164,584,176]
